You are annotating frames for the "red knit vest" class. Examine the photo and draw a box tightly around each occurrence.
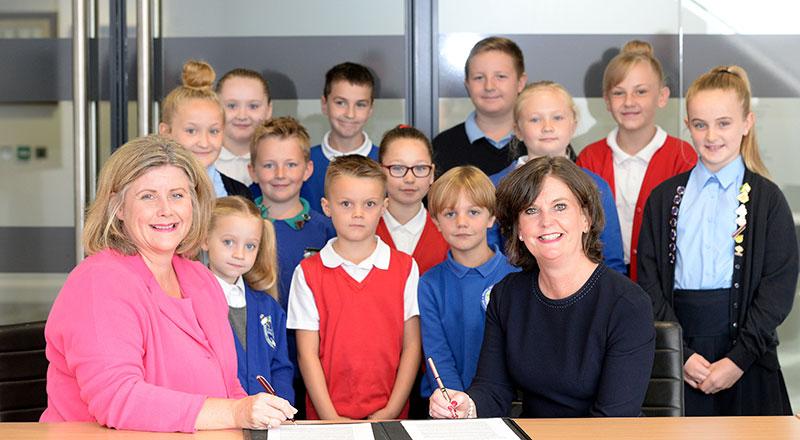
[376,213,449,274]
[300,248,413,419]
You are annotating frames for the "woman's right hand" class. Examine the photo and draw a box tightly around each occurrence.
[428,389,472,419]
[684,353,712,389]
[232,393,297,429]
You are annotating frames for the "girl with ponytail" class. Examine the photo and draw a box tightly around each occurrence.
[637,65,797,416]
[159,60,253,200]
[577,40,697,280]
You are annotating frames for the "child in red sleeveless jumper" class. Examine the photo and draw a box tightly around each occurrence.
[287,155,421,420]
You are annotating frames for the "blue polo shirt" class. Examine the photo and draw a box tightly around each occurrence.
[418,246,519,397]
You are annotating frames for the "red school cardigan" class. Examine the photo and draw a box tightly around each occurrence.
[577,135,697,281]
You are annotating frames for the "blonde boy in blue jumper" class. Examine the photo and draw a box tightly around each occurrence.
[418,166,519,398]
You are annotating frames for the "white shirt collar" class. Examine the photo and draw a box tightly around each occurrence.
[319,236,390,271]
[607,125,667,166]
[382,204,427,235]
[214,274,246,308]
[320,130,373,161]
[217,145,249,162]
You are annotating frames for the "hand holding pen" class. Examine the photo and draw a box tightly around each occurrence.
[426,357,465,419]
[256,375,298,426]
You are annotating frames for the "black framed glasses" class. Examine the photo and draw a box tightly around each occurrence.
[380,164,433,178]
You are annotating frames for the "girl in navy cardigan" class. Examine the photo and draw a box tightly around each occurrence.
[203,196,294,404]
[638,66,797,415]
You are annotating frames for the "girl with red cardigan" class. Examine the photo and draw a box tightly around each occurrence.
[577,40,696,280]
[376,125,449,274]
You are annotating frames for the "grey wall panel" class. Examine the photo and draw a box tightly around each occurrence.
[0,38,139,102]
[0,227,75,273]
[0,39,73,102]
[683,35,800,97]
[159,36,406,100]
[438,34,681,99]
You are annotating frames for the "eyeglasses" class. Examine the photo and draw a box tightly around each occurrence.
[380,164,433,178]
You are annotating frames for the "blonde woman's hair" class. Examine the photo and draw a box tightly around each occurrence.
[209,196,279,300]
[161,60,225,126]
[250,116,311,165]
[686,65,768,178]
[83,134,213,257]
[603,40,665,93]
[428,166,496,218]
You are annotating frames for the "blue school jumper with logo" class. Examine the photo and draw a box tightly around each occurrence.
[235,282,295,405]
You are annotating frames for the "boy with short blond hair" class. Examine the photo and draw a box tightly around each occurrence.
[249,116,336,310]
[300,62,380,213]
[287,155,421,420]
[249,117,336,417]
[418,166,519,398]
[433,37,527,176]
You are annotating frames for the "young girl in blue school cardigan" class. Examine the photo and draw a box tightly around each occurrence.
[637,65,797,416]
[203,196,294,404]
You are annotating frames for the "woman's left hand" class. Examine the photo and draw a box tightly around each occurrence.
[697,357,744,394]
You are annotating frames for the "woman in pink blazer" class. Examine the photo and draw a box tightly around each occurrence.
[40,135,296,432]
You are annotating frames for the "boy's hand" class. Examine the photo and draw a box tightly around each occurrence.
[367,407,396,420]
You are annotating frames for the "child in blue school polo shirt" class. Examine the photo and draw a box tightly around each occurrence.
[418,166,519,398]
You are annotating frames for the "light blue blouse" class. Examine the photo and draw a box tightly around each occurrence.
[206,165,227,199]
[674,156,744,290]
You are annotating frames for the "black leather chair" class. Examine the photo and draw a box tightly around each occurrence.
[642,321,684,417]
[0,321,48,422]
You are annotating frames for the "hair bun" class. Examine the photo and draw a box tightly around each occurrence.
[181,60,215,90]
[620,40,654,57]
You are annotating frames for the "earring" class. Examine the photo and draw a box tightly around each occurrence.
[519,235,524,241]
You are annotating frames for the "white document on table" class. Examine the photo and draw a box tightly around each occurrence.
[400,418,522,440]
[267,423,375,440]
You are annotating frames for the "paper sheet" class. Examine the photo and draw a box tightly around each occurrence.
[400,418,522,440]
[267,423,375,440]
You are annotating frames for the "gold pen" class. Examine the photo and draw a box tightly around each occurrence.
[426,357,458,418]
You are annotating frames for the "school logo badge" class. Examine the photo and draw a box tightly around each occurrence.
[303,247,321,259]
[260,314,276,349]
[481,285,494,311]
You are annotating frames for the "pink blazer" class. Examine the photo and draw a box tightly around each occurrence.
[40,249,246,432]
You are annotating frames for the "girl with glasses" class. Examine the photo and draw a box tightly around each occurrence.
[376,125,449,275]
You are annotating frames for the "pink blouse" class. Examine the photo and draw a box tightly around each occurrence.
[40,249,246,432]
